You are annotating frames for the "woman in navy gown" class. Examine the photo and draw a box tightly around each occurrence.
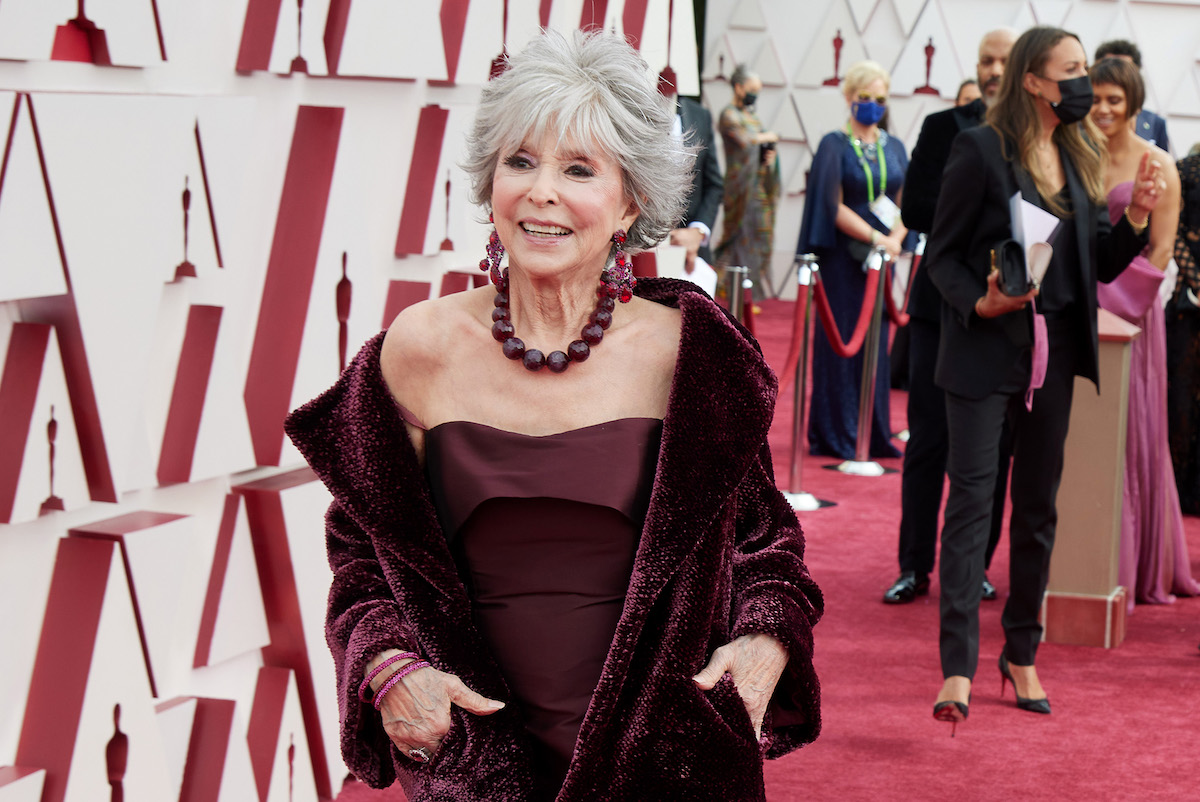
[798,60,912,459]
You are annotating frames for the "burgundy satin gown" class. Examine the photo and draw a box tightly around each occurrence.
[425,418,663,796]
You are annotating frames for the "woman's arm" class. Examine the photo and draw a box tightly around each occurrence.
[924,131,1025,325]
[324,502,419,787]
[1146,153,1181,270]
[694,444,823,754]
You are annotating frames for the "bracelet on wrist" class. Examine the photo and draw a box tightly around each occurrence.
[870,230,879,246]
[373,660,432,710]
[1124,205,1149,234]
[359,651,420,702]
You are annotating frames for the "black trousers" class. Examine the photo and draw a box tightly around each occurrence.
[897,318,1009,577]
[939,321,1078,679]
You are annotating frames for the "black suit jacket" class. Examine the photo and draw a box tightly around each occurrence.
[901,99,986,322]
[924,125,1146,399]
[678,97,724,262]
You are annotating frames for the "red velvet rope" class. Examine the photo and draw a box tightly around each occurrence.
[812,264,882,358]
[884,254,918,327]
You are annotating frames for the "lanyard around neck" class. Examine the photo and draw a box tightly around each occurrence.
[846,124,886,203]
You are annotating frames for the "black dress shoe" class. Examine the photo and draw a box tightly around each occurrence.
[981,574,997,601]
[883,572,930,604]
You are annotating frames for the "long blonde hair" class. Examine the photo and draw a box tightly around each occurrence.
[986,26,1106,215]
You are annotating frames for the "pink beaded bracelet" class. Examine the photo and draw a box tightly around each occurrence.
[358,652,420,703]
[373,660,431,710]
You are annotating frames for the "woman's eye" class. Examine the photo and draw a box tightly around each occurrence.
[503,155,532,169]
[567,164,595,177]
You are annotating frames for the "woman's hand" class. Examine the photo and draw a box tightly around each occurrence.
[974,268,1037,319]
[1129,150,1166,221]
[371,658,505,763]
[878,233,904,259]
[693,633,788,739]
[756,131,780,145]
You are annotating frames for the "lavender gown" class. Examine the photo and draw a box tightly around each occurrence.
[1098,181,1200,611]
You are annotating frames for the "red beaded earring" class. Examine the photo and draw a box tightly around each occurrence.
[601,229,636,303]
[479,213,505,289]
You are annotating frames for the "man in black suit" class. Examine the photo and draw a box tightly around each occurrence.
[883,28,1017,604]
[670,96,724,289]
[1095,40,1170,152]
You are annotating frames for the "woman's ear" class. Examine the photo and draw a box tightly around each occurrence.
[1022,71,1041,98]
[620,200,640,232]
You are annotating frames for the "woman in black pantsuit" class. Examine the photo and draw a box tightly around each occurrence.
[922,27,1165,732]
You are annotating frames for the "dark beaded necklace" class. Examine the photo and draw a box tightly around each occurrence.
[490,269,617,373]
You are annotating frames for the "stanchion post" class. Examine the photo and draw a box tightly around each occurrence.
[838,245,889,477]
[726,265,748,324]
[784,254,832,511]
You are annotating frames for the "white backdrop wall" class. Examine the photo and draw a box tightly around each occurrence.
[702,0,1200,298]
[1,1,1198,801]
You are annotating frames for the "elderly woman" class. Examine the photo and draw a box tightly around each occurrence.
[925,27,1163,732]
[797,60,912,460]
[284,30,822,801]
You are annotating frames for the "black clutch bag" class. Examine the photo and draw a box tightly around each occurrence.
[991,238,1031,296]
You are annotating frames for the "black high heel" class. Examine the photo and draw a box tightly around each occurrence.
[932,699,969,737]
[998,653,1051,714]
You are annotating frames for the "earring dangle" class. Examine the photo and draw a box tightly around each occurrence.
[479,213,505,290]
[601,229,636,303]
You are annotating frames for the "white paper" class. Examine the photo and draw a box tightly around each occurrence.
[870,195,901,232]
[1009,192,1061,283]
[1028,242,1053,287]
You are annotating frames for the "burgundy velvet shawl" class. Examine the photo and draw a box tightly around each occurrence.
[284,278,823,801]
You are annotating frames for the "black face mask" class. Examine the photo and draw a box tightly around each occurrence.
[741,92,758,107]
[1047,75,1093,125]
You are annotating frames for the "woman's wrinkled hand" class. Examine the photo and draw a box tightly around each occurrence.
[692,633,788,739]
[975,268,1037,319]
[1129,150,1165,220]
[371,658,505,764]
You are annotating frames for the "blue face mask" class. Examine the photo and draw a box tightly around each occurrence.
[852,100,886,125]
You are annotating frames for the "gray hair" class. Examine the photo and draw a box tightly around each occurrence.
[730,64,756,88]
[463,29,693,252]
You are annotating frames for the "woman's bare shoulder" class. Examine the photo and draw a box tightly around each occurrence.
[381,289,488,399]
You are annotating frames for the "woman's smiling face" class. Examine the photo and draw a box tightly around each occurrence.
[1090,82,1129,135]
[491,130,639,283]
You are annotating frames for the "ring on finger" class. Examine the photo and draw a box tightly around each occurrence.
[408,746,433,763]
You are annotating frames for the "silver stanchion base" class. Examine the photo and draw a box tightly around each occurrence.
[835,460,886,477]
[782,491,834,511]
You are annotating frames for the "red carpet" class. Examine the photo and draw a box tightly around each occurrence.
[336,298,1200,801]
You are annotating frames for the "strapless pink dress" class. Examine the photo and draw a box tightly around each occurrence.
[1099,181,1200,610]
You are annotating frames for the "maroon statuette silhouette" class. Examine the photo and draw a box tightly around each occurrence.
[288,733,296,802]
[491,0,510,79]
[336,252,352,373]
[106,704,128,802]
[52,0,113,65]
[823,29,845,86]
[40,405,65,515]
[174,176,197,280]
[658,0,677,98]
[914,37,940,95]
[290,0,309,74]
[440,171,454,251]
